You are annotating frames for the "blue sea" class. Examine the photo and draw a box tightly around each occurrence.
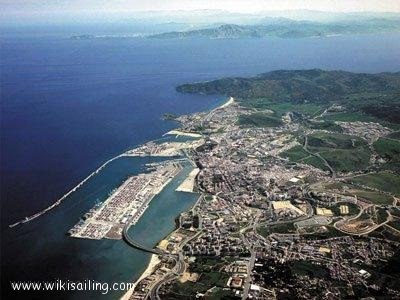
[1,32,400,299]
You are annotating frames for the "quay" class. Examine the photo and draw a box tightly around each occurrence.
[69,162,183,240]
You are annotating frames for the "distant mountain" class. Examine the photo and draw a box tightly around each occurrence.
[149,24,261,39]
[121,10,400,25]
[70,34,96,40]
[149,17,400,39]
[254,10,400,22]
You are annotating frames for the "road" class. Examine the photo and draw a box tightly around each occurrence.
[241,234,256,300]
[147,253,185,300]
[239,215,261,299]
[147,230,203,299]
[334,206,394,236]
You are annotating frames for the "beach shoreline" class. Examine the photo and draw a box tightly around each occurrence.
[218,96,235,109]
[164,130,202,138]
[165,96,234,138]
[120,254,161,300]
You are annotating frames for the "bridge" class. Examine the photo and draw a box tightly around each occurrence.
[122,222,163,255]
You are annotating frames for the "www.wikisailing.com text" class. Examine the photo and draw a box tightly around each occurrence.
[10,279,134,295]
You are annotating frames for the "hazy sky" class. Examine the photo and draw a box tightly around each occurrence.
[2,0,400,14]
[1,0,400,25]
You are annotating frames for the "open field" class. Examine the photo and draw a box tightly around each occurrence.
[387,220,400,231]
[374,207,389,224]
[323,111,380,123]
[307,132,367,150]
[306,120,343,132]
[373,138,400,162]
[349,190,393,205]
[279,145,310,162]
[324,181,394,205]
[306,132,371,172]
[319,148,371,172]
[387,131,400,140]
[257,222,297,236]
[348,172,400,196]
[300,225,349,239]
[238,112,282,127]
[324,110,400,130]
[302,156,330,171]
[280,143,338,172]
[240,98,324,117]
[368,226,400,243]
[291,261,329,278]
[389,208,400,218]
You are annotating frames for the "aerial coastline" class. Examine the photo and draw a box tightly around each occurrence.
[7,72,400,298]
[122,69,400,299]
[3,6,400,297]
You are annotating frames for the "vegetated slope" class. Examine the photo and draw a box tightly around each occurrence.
[177,69,400,124]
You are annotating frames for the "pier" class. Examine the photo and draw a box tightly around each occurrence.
[8,154,125,228]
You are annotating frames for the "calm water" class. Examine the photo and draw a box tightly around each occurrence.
[1,33,400,299]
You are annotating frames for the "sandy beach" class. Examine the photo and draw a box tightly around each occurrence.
[120,254,161,300]
[165,130,202,138]
[176,168,200,193]
[218,96,235,109]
